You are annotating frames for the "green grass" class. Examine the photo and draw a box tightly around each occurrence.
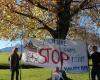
[0,68,52,80]
[0,52,10,65]
[0,52,90,80]
[0,68,90,80]
[0,52,23,65]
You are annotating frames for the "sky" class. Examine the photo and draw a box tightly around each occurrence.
[80,16,100,36]
[16,0,21,4]
[0,40,22,49]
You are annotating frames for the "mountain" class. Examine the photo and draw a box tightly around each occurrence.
[0,45,24,52]
[0,47,12,52]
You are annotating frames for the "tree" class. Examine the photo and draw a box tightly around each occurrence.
[0,0,99,43]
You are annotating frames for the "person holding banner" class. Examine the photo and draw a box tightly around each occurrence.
[90,46,100,80]
[8,48,22,80]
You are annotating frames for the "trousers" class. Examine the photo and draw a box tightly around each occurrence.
[11,69,19,80]
[91,68,100,80]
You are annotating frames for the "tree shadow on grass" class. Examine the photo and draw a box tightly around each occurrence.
[0,64,42,69]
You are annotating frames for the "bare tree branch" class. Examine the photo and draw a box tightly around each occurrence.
[26,0,49,11]
[70,0,89,17]
[82,5,96,10]
[5,2,58,37]
[26,0,64,14]
[18,12,55,33]
[7,5,56,37]
[65,0,73,5]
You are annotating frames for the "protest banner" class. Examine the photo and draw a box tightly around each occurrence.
[22,39,88,73]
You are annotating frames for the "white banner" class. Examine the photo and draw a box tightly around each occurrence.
[22,39,88,73]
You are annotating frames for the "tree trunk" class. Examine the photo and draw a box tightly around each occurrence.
[53,0,71,39]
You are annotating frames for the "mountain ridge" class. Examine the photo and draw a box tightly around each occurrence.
[0,45,24,52]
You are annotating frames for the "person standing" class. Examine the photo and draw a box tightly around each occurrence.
[91,46,100,80]
[8,47,22,80]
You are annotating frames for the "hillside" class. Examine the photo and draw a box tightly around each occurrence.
[0,45,24,52]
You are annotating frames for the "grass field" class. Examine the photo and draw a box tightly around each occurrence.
[0,52,10,65]
[0,53,90,80]
[0,68,90,80]
[0,68,52,80]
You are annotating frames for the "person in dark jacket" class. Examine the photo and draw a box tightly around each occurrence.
[8,48,22,80]
[90,46,100,80]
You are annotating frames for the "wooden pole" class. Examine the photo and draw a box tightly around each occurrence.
[20,28,23,80]
[84,28,91,80]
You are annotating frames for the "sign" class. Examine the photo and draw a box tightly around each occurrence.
[22,39,88,73]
